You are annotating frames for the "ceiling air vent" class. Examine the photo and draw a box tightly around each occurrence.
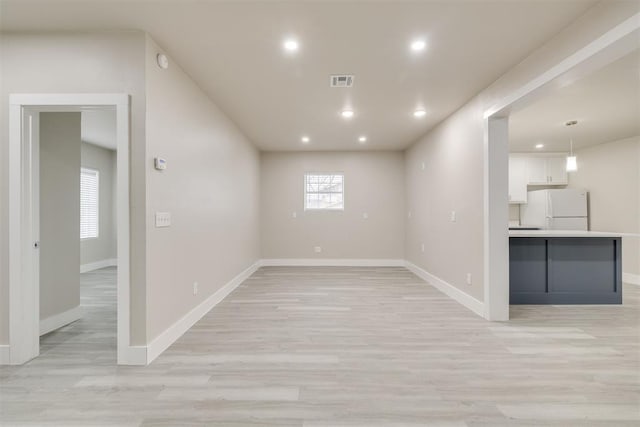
[330,75,354,88]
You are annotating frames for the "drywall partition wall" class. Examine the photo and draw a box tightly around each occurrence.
[405,100,485,301]
[39,112,81,324]
[144,36,260,345]
[405,1,640,309]
[80,141,117,268]
[568,136,640,279]
[261,151,405,261]
[0,32,148,346]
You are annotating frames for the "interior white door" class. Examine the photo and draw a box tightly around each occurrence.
[30,112,40,337]
[21,108,41,362]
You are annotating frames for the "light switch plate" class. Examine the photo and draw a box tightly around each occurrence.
[155,212,171,227]
[154,157,167,170]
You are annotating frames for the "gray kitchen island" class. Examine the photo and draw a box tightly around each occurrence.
[509,230,622,304]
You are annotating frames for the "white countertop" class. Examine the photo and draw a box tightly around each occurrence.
[509,230,624,238]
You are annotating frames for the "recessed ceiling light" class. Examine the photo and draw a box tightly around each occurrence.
[411,40,426,52]
[301,136,310,143]
[535,144,544,149]
[341,109,354,119]
[413,109,427,118]
[283,39,299,52]
[358,136,367,143]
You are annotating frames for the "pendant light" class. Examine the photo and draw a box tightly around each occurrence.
[565,120,578,172]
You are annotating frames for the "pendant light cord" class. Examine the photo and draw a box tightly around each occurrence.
[570,138,573,156]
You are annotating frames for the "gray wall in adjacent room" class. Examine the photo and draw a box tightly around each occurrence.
[40,112,81,321]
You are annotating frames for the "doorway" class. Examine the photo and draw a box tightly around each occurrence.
[483,15,640,321]
[35,109,119,360]
[7,94,138,365]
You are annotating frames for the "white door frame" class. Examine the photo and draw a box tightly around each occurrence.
[8,93,141,365]
[482,14,640,321]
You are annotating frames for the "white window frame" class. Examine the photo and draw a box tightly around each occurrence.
[80,167,99,240]
[304,173,345,211]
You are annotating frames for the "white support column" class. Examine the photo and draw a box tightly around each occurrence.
[484,117,510,322]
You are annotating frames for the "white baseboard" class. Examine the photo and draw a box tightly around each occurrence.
[0,345,10,364]
[146,260,261,364]
[80,258,117,273]
[405,261,485,319]
[40,305,82,336]
[623,272,640,286]
[260,258,406,267]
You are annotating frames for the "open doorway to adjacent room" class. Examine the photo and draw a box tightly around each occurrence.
[37,108,119,361]
[483,18,639,320]
[8,94,133,365]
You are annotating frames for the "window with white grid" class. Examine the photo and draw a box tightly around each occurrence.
[304,173,344,210]
[80,168,99,239]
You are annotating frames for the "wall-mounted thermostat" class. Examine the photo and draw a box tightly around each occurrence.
[154,157,167,170]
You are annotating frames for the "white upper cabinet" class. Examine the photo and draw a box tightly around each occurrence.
[545,157,568,185]
[509,153,569,204]
[526,157,548,185]
[508,156,528,204]
[522,154,568,186]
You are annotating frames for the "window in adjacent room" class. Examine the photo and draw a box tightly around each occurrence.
[80,167,99,239]
[304,173,344,210]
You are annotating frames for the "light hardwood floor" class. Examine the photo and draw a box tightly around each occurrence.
[1,266,638,426]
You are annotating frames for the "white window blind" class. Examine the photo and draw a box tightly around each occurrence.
[80,168,99,239]
[304,173,344,210]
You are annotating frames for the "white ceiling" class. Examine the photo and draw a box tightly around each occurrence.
[1,0,598,151]
[509,49,640,153]
[82,109,117,151]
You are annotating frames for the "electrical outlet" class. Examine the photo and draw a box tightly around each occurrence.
[466,273,472,285]
[155,212,171,227]
[421,243,425,253]
[314,246,322,253]
[193,282,198,295]
[292,211,297,218]
[363,212,369,219]
[450,210,456,222]
[421,161,425,170]
[408,211,412,219]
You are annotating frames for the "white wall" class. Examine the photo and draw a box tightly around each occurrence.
[0,32,148,345]
[144,36,260,342]
[39,112,81,322]
[405,100,485,300]
[569,136,640,278]
[405,1,639,303]
[1,32,261,354]
[261,151,405,260]
[80,141,117,267]
[508,205,520,225]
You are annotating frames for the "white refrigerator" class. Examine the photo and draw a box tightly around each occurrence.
[520,189,588,230]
